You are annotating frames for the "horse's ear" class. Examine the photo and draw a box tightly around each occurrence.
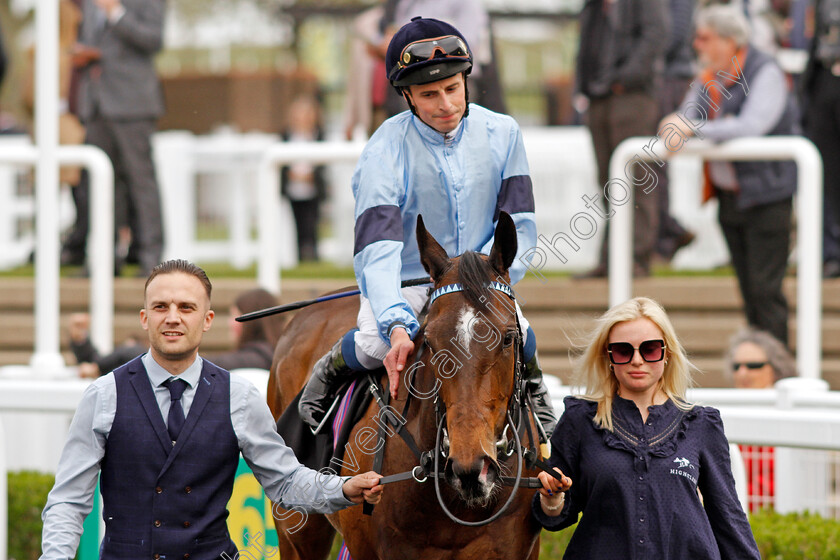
[417,215,450,280]
[489,211,518,275]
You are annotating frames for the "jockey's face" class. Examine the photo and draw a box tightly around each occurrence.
[404,73,467,134]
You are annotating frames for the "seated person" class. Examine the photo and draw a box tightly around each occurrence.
[205,288,285,371]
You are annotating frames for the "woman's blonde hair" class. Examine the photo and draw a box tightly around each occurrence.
[573,297,695,431]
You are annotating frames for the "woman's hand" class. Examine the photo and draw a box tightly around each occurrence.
[537,467,572,516]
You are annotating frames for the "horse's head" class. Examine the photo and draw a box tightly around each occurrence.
[416,212,521,507]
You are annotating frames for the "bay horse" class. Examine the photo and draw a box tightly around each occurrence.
[267,212,544,560]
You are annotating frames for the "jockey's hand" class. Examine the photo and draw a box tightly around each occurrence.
[342,471,383,505]
[537,467,572,516]
[384,327,413,400]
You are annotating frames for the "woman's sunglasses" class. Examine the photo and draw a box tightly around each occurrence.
[397,35,470,69]
[732,361,768,371]
[607,339,666,365]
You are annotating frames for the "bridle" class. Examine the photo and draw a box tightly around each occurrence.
[366,281,561,526]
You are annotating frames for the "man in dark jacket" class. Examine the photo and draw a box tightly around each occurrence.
[575,0,670,277]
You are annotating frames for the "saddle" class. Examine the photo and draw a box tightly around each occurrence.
[275,375,375,472]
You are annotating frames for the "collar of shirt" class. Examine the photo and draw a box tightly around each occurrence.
[411,112,465,147]
[142,352,203,390]
[613,394,677,427]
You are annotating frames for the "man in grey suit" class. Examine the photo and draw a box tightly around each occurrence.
[74,0,165,275]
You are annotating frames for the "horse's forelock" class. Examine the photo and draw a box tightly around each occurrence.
[456,252,494,311]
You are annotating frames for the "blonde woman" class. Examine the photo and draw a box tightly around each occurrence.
[534,297,759,559]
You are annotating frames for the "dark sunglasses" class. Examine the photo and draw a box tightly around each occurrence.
[732,361,768,371]
[397,35,470,69]
[607,339,666,365]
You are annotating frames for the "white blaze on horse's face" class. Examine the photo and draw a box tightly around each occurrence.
[456,307,477,350]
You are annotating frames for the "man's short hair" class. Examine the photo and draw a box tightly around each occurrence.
[696,5,751,48]
[144,259,212,301]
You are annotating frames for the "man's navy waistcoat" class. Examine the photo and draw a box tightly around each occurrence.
[99,356,240,560]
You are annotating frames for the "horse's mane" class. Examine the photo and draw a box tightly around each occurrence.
[457,251,495,311]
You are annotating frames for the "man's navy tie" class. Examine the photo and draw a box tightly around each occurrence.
[164,378,188,445]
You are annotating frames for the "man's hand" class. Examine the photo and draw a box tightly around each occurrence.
[94,0,122,17]
[384,327,413,400]
[659,112,696,138]
[342,471,383,505]
[71,44,102,68]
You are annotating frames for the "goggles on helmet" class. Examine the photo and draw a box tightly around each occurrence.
[394,35,470,73]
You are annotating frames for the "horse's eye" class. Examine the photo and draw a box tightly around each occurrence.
[503,331,516,348]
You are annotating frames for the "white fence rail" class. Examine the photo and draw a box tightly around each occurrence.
[0,142,115,372]
[609,136,824,379]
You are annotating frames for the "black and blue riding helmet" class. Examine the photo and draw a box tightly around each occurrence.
[386,16,473,90]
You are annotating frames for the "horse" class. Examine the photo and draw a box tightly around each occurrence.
[267,212,544,560]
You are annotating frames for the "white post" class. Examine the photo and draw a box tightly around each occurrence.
[58,147,115,354]
[31,0,63,373]
[257,141,365,293]
[0,415,6,560]
[607,141,637,306]
[609,136,823,379]
[0,143,115,360]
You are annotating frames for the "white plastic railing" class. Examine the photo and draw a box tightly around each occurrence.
[256,141,365,293]
[0,145,115,371]
[609,136,823,378]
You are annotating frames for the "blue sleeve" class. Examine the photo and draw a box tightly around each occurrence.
[352,134,420,342]
[480,120,536,285]
[697,408,761,559]
[531,397,584,531]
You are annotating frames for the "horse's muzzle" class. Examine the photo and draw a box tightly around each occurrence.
[444,455,500,507]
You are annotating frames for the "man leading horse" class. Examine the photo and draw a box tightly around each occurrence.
[298,16,556,440]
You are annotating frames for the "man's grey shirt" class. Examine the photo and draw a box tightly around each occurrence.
[40,353,352,560]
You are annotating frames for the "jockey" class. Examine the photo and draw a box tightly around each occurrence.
[299,16,557,438]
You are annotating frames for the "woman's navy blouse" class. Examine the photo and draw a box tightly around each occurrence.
[532,395,760,559]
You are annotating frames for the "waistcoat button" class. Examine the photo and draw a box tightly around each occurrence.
[183,521,191,528]
[154,520,161,527]
[155,486,163,494]
[185,486,192,493]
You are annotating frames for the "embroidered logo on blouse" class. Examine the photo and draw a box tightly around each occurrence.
[670,457,698,484]
[673,457,695,470]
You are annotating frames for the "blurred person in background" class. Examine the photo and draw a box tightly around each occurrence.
[574,0,669,278]
[69,312,147,378]
[205,288,285,372]
[343,5,387,140]
[654,0,698,264]
[802,0,840,278]
[726,327,796,510]
[72,0,166,277]
[281,95,328,263]
[660,5,799,346]
[69,288,284,377]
